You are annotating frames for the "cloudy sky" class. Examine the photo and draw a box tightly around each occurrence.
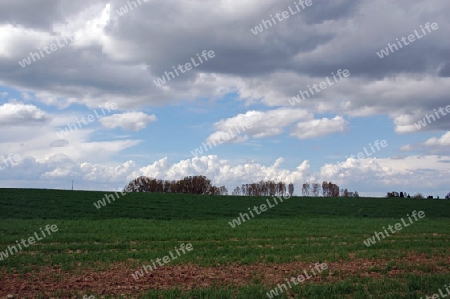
[0,0,449,197]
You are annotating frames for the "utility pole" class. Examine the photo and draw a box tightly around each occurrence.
[72,180,74,191]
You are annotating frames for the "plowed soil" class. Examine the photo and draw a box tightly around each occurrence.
[1,252,449,298]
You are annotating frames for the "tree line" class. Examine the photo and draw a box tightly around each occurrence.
[124,175,360,198]
[301,181,359,197]
[231,181,294,196]
[387,191,450,200]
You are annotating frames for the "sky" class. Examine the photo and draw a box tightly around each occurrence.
[0,0,449,197]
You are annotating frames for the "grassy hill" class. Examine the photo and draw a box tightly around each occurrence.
[1,188,450,298]
[1,188,449,220]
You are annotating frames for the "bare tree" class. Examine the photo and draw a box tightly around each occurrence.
[342,188,349,197]
[208,186,220,195]
[322,181,329,197]
[312,183,320,197]
[232,186,241,196]
[219,186,228,195]
[233,180,289,196]
[288,183,294,197]
[329,182,340,197]
[302,182,310,196]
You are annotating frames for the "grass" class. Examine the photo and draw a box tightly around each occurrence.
[1,188,449,298]
[2,188,450,220]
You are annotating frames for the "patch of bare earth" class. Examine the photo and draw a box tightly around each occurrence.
[1,252,449,298]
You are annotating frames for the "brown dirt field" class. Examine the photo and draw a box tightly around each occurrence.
[1,252,449,298]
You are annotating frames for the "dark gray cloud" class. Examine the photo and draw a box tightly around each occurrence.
[439,61,450,77]
[0,0,61,29]
[0,0,448,126]
[50,139,69,147]
[0,0,107,29]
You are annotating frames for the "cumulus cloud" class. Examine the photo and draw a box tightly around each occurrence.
[393,102,450,133]
[135,155,313,189]
[423,131,450,147]
[3,153,445,196]
[393,113,423,133]
[400,132,450,155]
[290,116,348,139]
[99,112,157,131]
[0,102,51,126]
[206,108,312,144]
[0,0,446,116]
[319,154,450,193]
[0,153,138,190]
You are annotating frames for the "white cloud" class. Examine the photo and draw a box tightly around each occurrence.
[400,132,450,155]
[393,113,422,133]
[423,131,450,147]
[1,152,449,196]
[206,108,312,144]
[0,108,142,164]
[99,112,157,131]
[290,116,348,139]
[0,102,51,126]
[135,155,313,188]
[319,154,450,194]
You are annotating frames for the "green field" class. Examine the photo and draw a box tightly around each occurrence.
[1,188,449,298]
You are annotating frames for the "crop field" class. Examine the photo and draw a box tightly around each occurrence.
[1,188,450,298]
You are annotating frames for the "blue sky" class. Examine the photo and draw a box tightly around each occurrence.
[0,0,449,197]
